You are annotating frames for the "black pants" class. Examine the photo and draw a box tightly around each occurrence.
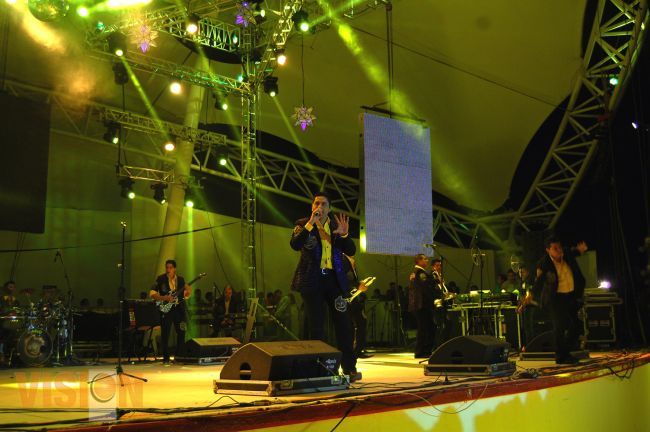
[550,292,581,360]
[414,307,436,358]
[160,306,186,361]
[349,304,367,356]
[522,304,538,346]
[301,273,356,374]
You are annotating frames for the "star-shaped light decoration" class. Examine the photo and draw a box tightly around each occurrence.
[292,106,316,131]
[235,2,256,27]
[128,14,158,53]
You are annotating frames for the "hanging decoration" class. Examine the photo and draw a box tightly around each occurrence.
[292,36,316,131]
[128,14,158,53]
[235,2,256,27]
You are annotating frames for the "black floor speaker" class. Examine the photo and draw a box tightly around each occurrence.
[184,337,241,358]
[220,340,342,381]
[426,335,514,377]
[523,330,555,352]
[429,335,511,365]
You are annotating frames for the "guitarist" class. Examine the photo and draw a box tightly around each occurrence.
[149,259,192,364]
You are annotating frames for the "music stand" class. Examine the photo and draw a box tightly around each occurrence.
[128,299,160,361]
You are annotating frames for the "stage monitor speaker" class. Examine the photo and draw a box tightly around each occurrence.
[429,335,510,365]
[185,337,241,358]
[524,330,555,352]
[426,335,514,377]
[220,340,342,381]
[520,331,589,361]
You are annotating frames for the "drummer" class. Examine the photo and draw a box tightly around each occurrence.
[1,281,20,311]
[1,281,20,366]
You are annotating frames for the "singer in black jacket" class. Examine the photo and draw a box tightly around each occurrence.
[526,235,587,364]
[290,192,358,379]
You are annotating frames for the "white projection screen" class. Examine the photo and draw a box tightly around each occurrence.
[361,113,433,255]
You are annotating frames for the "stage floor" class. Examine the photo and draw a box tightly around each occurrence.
[0,350,648,431]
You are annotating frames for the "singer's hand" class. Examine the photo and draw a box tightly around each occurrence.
[308,208,321,225]
[332,214,349,236]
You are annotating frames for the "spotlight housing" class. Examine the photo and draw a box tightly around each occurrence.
[170,81,182,94]
[263,76,278,97]
[608,76,619,86]
[214,93,228,111]
[107,32,127,57]
[275,48,287,66]
[186,13,200,35]
[292,9,309,32]
[103,121,121,144]
[112,62,129,85]
[164,140,176,151]
[185,191,195,207]
[218,149,228,166]
[151,183,167,204]
[119,177,135,199]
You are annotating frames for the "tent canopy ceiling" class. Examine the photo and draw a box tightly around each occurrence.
[4,0,587,211]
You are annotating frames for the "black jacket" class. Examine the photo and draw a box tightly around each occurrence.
[290,217,356,295]
[532,248,586,308]
[408,266,436,312]
[154,274,187,309]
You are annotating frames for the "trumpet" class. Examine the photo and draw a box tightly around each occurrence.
[346,276,376,303]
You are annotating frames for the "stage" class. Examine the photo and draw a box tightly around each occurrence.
[0,350,648,431]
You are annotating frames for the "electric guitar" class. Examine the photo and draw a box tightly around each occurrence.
[156,272,207,313]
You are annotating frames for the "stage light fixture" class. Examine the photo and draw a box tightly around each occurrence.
[170,80,182,95]
[164,140,175,151]
[232,32,239,45]
[263,76,278,97]
[608,76,619,86]
[275,49,287,66]
[119,177,135,199]
[77,6,89,17]
[237,73,246,83]
[103,122,120,144]
[292,9,309,32]
[151,183,167,204]
[598,280,612,289]
[108,32,127,57]
[112,62,129,85]
[214,93,228,110]
[186,13,200,34]
[632,121,639,129]
[218,151,228,166]
[96,21,105,32]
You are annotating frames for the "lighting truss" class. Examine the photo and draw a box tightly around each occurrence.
[97,107,227,149]
[508,0,649,240]
[89,50,250,95]
[254,0,305,81]
[119,165,175,183]
[86,3,242,54]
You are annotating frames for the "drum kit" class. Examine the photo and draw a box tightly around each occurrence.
[1,290,76,367]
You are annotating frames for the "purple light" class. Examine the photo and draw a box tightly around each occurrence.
[598,280,612,289]
[632,121,639,129]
